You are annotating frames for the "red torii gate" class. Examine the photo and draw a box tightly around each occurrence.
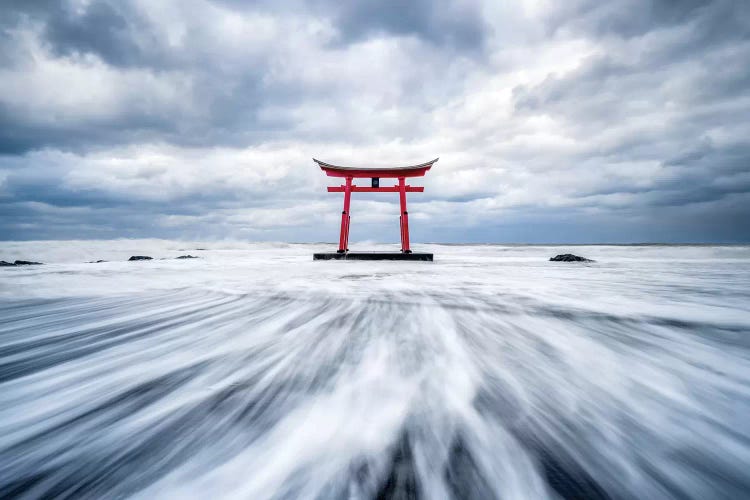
[313,158,437,261]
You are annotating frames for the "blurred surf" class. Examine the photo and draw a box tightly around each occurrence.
[1,242,749,499]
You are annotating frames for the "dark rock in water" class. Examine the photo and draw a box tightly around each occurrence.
[88,260,107,263]
[550,254,594,262]
[0,259,44,266]
[176,255,199,259]
[128,256,153,261]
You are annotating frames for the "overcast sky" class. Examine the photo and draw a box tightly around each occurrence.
[1,0,749,243]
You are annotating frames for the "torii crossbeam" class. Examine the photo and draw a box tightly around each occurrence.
[313,158,437,261]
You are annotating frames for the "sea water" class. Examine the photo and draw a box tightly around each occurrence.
[1,241,749,499]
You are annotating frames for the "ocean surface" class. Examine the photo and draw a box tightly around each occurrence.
[1,241,749,499]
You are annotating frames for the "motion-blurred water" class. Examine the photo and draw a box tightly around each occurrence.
[1,241,749,499]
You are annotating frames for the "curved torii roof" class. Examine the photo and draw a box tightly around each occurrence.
[314,158,438,178]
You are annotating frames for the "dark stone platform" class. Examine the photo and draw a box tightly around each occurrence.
[314,252,433,261]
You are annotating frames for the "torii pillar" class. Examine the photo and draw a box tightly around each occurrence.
[312,158,437,261]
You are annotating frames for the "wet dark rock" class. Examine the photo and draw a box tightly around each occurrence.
[176,255,199,259]
[128,256,153,261]
[550,254,594,262]
[0,261,15,266]
[14,260,43,266]
[88,260,107,263]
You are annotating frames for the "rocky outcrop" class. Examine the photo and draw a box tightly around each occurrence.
[176,255,199,259]
[1,260,43,266]
[550,254,594,262]
[128,256,153,261]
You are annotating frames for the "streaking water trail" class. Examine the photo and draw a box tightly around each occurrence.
[1,242,749,499]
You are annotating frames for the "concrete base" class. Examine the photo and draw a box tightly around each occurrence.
[313,252,433,261]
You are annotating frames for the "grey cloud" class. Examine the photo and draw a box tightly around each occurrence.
[546,0,733,38]
[212,0,490,51]
[43,2,153,68]
[0,160,308,211]
[3,1,171,69]
[511,0,750,217]
[0,101,185,155]
[0,0,474,154]
[1,0,749,242]
[322,0,489,51]
[0,2,272,153]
